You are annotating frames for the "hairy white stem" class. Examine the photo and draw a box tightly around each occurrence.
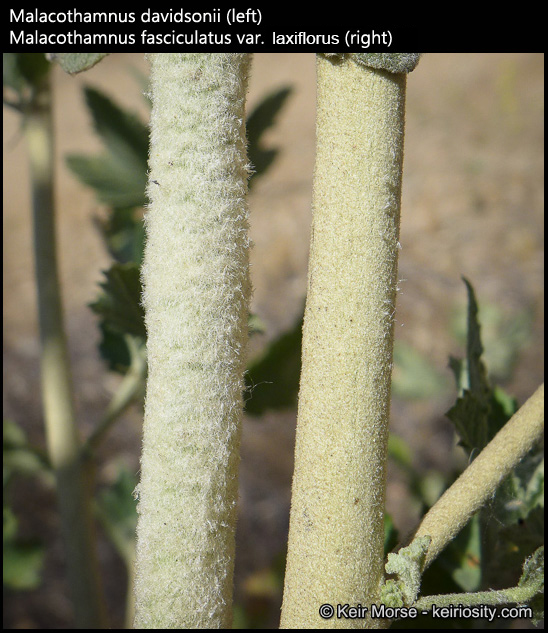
[134,53,252,629]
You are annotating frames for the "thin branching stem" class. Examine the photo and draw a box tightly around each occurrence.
[83,336,146,456]
[415,383,544,569]
[27,71,107,628]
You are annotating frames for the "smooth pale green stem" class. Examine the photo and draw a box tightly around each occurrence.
[415,383,544,569]
[27,74,107,628]
[415,585,540,611]
[134,53,252,629]
[281,56,407,629]
[84,336,146,455]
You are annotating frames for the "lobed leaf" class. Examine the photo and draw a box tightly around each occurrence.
[244,309,303,416]
[90,263,145,339]
[82,87,149,166]
[446,278,510,455]
[95,206,146,266]
[66,86,149,208]
[66,154,147,209]
[246,86,292,186]
[89,263,146,372]
[445,279,543,593]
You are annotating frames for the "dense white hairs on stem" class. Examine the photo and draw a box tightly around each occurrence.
[133,53,252,629]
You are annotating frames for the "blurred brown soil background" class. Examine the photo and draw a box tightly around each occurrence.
[3,53,544,628]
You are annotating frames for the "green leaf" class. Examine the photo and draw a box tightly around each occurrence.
[446,278,505,455]
[387,432,414,470]
[66,86,149,209]
[392,341,449,400]
[94,206,146,265]
[451,300,533,382]
[491,384,519,421]
[3,539,45,590]
[246,86,292,186]
[481,447,544,589]
[445,279,543,593]
[3,53,50,92]
[49,53,109,75]
[529,593,544,628]
[66,154,147,209]
[3,421,48,591]
[3,420,49,484]
[83,86,149,167]
[383,536,431,606]
[3,53,23,94]
[498,449,543,520]
[95,464,138,566]
[3,506,17,543]
[462,278,489,397]
[384,513,399,556]
[446,395,489,457]
[415,471,448,511]
[447,355,466,394]
[90,263,145,340]
[3,508,45,590]
[492,505,544,578]
[3,53,50,111]
[3,418,27,449]
[96,324,132,373]
[232,603,251,629]
[244,310,303,416]
[90,263,146,372]
[3,448,48,481]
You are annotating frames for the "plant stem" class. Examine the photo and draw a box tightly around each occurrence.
[27,72,107,628]
[415,383,544,569]
[415,584,540,611]
[133,53,252,628]
[281,55,408,629]
[84,336,146,455]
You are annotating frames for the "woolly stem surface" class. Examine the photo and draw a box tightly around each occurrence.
[133,53,252,629]
[281,56,407,629]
